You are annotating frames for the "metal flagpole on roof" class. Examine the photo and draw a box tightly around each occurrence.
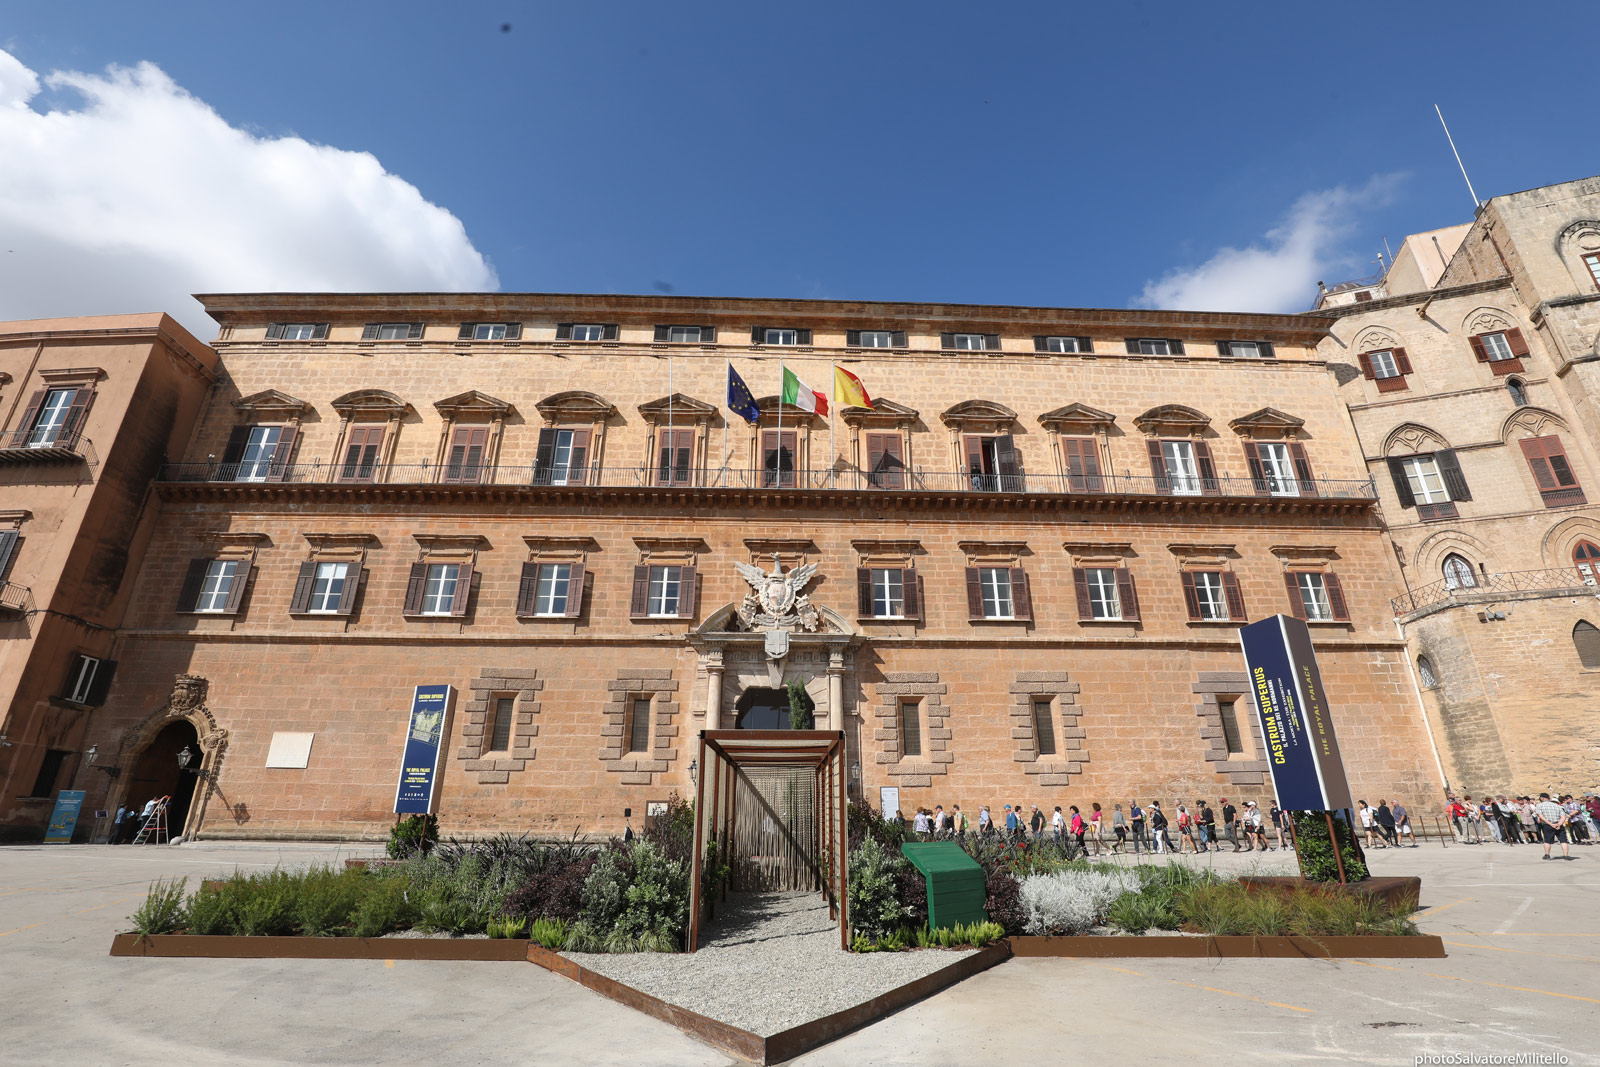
[777,358,783,487]
[667,354,673,485]
[722,361,730,487]
[828,363,836,488]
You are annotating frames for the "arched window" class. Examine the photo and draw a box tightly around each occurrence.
[1505,378,1527,406]
[1417,655,1438,688]
[1442,553,1477,590]
[1574,621,1600,669]
[1575,541,1600,583]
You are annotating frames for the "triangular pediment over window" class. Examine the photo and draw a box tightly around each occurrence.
[535,390,615,420]
[1133,404,1211,435]
[435,390,514,418]
[1038,403,1116,433]
[232,389,310,417]
[1228,407,1305,437]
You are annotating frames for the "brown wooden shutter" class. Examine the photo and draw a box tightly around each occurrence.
[984,333,1001,351]
[845,330,861,346]
[0,530,17,578]
[752,325,765,344]
[403,563,428,615]
[1505,327,1530,358]
[516,562,540,617]
[340,425,384,482]
[630,565,651,618]
[941,332,956,349]
[407,323,424,340]
[1520,436,1558,490]
[177,558,209,613]
[1072,567,1093,619]
[534,427,556,483]
[1357,352,1376,379]
[223,564,252,614]
[449,562,473,617]
[676,565,698,618]
[459,323,476,340]
[1435,449,1471,501]
[1010,568,1032,621]
[266,323,286,340]
[16,390,47,438]
[1243,442,1269,495]
[60,388,95,444]
[1216,341,1232,357]
[857,567,874,617]
[1392,348,1413,374]
[221,425,250,467]
[1324,571,1349,621]
[1194,440,1219,495]
[964,435,986,483]
[504,323,522,341]
[1180,571,1201,620]
[602,324,618,341]
[1284,573,1307,619]
[1115,568,1140,621]
[555,323,572,340]
[289,561,317,613]
[994,434,1019,487]
[361,324,380,340]
[1468,334,1490,362]
[891,330,907,348]
[1288,442,1317,497]
[902,567,922,621]
[1387,457,1417,508]
[445,426,487,483]
[563,563,586,618]
[336,567,362,615]
[965,567,984,620]
[84,658,118,706]
[566,429,590,485]
[1146,439,1169,492]
[1221,571,1246,621]
[266,426,297,481]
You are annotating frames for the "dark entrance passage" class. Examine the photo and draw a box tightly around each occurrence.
[125,721,201,838]
[734,686,814,730]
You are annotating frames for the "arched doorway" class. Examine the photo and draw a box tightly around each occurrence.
[125,720,202,838]
[734,686,814,730]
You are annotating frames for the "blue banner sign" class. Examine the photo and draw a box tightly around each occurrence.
[393,685,454,815]
[1238,615,1354,812]
[44,789,86,844]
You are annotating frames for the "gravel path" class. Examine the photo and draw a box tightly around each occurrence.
[563,892,976,1036]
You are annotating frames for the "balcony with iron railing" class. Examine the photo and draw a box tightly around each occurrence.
[0,428,96,465]
[1391,568,1599,618]
[157,459,1377,505]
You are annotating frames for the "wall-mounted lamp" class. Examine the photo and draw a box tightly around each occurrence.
[85,745,97,765]
[687,759,698,779]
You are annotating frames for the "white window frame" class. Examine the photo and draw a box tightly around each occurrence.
[1192,571,1228,621]
[546,429,578,486]
[28,389,75,447]
[279,323,318,341]
[979,567,1013,619]
[1442,554,1476,590]
[1295,572,1334,621]
[534,563,572,616]
[871,568,904,619]
[647,565,683,617]
[859,331,895,348]
[1041,336,1082,353]
[421,563,460,616]
[1162,440,1202,496]
[473,323,507,341]
[308,562,349,614]
[1585,253,1600,290]
[196,560,239,613]
[1257,442,1299,497]
[764,328,799,346]
[66,655,101,703]
[1401,455,1450,505]
[375,323,413,341]
[667,326,702,344]
[1085,567,1122,620]
[1480,331,1513,362]
[236,425,282,482]
[1369,349,1401,379]
[1229,341,1260,359]
[950,333,987,351]
[1136,338,1172,356]
[570,324,605,342]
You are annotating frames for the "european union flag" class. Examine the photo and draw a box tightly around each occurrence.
[726,363,761,424]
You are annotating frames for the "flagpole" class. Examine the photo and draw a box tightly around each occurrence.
[777,358,784,487]
[723,361,730,488]
[667,353,674,486]
[828,363,836,488]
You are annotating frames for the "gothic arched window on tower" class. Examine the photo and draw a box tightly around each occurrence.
[1442,553,1477,590]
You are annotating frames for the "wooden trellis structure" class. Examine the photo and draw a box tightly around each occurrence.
[687,730,849,952]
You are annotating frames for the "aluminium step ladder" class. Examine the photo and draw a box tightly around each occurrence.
[130,796,171,845]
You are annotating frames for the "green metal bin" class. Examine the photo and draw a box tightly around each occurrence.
[900,841,988,930]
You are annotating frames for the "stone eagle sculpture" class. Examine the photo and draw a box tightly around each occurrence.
[734,555,822,632]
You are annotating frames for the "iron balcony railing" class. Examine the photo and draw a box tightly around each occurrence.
[157,461,1377,501]
[0,428,94,464]
[1391,567,1599,617]
[0,580,33,616]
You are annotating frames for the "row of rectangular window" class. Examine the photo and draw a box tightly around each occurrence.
[1358,329,1531,393]
[174,558,1350,624]
[264,321,1279,356]
[1387,435,1586,519]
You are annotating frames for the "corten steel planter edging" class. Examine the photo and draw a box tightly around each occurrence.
[526,941,1013,1066]
[1236,874,1422,910]
[1006,934,1445,958]
[109,933,532,961]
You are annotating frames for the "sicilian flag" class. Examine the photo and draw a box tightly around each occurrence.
[780,365,827,416]
[833,365,873,409]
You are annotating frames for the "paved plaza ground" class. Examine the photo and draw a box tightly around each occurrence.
[2,837,1595,1066]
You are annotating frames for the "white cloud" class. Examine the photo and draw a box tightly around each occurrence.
[1135,175,1404,313]
[0,49,496,339]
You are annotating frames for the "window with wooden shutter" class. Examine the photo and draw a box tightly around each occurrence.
[761,430,797,487]
[223,563,251,614]
[898,699,922,758]
[1114,567,1140,621]
[901,566,922,621]
[676,565,698,618]
[1146,439,1170,493]
[994,435,1021,491]
[1573,621,1600,669]
[339,425,384,482]
[443,426,488,484]
[1193,440,1219,495]
[856,567,874,617]
[1221,571,1246,621]
[449,562,473,617]
[864,432,905,489]
[1010,567,1032,621]
[1574,541,1600,583]
[336,566,362,615]
[1435,449,1471,503]
[629,565,651,618]
[0,529,18,579]
[402,562,429,616]
[656,428,695,487]
[1518,436,1587,507]
[516,562,541,618]
[1287,442,1317,498]
[265,425,298,481]
[1032,698,1056,756]
[1060,437,1103,492]
[289,561,317,613]
[177,558,209,613]
[964,567,984,620]
[1180,571,1203,620]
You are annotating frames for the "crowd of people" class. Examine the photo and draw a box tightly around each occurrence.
[893,797,1301,854]
[1443,792,1597,860]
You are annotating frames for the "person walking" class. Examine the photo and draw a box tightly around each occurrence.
[1004,805,1019,840]
[1358,801,1382,848]
[913,808,931,835]
[1070,805,1087,853]
[978,805,992,838]
[1090,802,1104,855]
[1129,800,1146,855]
[932,805,948,837]
[1495,796,1519,845]
[1221,798,1242,852]
[1562,796,1590,845]
[1269,803,1290,851]
[1392,801,1416,846]
[1051,805,1065,844]
[1149,802,1171,854]
[1029,804,1045,840]
[1199,801,1216,853]
[1375,801,1398,847]
[1534,793,1572,861]
[1176,804,1198,853]
[108,805,128,845]
[1111,803,1127,854]
[1244,802,1270,850]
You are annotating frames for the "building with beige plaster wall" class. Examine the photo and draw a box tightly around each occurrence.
[70,292,1445,841]
[0,314,216,840]
[1316,174,1600,796]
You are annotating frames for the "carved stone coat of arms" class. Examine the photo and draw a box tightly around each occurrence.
[734,556,822,632]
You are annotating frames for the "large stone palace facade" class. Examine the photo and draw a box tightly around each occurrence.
[54,292,1447,840]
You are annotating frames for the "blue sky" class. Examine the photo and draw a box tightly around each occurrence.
[2,1,1596,334]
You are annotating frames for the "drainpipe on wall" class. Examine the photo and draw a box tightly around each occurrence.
[1397,617,1451,797]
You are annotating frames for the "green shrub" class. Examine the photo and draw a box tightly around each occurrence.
[1175,881,1417,936]
[184,881,243,935]
[847,836,907,941]
[387,814,439,859]
[1290,811,1369,883]
[236,871,298,936]
[528,918,569,949]
[1106,891,1178,935]
[294,868,366,936]
[563,921,602,952]
[617,841,688,947]
[351,874,415,937]
[486,916,528,940]
[129,878,187,935]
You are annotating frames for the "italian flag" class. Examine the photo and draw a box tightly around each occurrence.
[780,365,828,415]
